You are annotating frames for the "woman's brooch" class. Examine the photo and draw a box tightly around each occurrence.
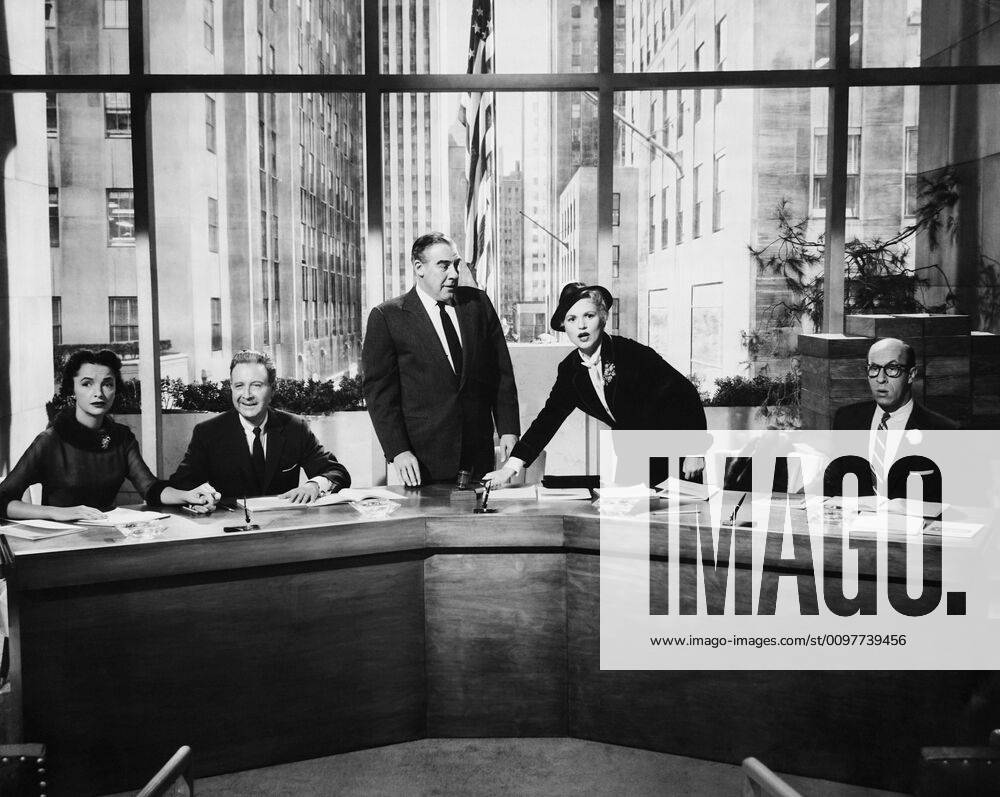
[602,363,616,385]
[97,430,112,450]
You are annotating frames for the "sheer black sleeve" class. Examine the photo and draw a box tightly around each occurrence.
[0,432,48,518]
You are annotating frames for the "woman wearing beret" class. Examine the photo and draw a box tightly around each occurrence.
[484,282,706,488]
[0,349,218,522]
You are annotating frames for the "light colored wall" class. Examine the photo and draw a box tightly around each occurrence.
[2,8,53,479]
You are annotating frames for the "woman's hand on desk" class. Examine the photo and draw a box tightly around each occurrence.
[682,456,705,480]
[47,505,107,522]
[482,467,516,489]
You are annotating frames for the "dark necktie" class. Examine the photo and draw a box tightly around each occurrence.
[437,301,463,379]
[252,426,266,489]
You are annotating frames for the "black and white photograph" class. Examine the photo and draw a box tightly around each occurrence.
[1,0,1000,794]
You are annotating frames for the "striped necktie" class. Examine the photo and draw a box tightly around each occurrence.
[872,411,890,495]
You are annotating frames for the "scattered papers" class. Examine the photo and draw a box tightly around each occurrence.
[537,486,593,501]
[245,488,406,512]
[76,507,170,526]
[312,488,405,506]
[1,519,88,541]
[821,495,946,519]
[654,477,719,501]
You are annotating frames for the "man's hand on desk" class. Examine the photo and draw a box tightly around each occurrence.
[682,456,705,480]
[482,466,516,489]
[279,481,321,505]
[392,451,422,486]
[498,434,519,461]
[181,482,220,513]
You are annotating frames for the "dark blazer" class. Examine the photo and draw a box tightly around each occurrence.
[825,399,958,503]
[362,286,520,481]
[168,409,350,499]
[510,334,707,471]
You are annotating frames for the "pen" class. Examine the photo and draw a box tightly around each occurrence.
[480,481,492,512]
[727,492,747,526]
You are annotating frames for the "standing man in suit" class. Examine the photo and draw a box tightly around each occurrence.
[168,350,350,504]
[826,337,957,502]
[362,232,520,485]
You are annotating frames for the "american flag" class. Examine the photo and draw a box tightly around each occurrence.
[461,0,496,295]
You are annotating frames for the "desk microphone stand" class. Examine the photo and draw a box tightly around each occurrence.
[223,496,261,533]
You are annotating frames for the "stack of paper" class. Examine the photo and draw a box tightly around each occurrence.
[654,477,718,501]
[1,519,87,541]
[244,488,406,512]
[486,485,539,501]
[537,486,592,501]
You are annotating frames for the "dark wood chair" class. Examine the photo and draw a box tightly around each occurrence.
[740,757,803,797]
[915,730,1000,796]
[0,744,46,797]
[137,746,193,797]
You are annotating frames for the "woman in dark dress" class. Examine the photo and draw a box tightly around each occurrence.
[0,350,217,522]
[483,282,706,488]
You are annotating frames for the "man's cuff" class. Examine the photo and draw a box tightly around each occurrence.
[505,457,526,475]
[307,476,331,495]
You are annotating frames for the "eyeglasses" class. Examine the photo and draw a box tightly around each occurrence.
[866,362,910,379]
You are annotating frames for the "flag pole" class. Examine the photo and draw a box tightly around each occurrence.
[488,0,500,305]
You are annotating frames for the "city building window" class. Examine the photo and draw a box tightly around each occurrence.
[46,93,58,136]
[904,126,918,217]
[713,152,725,231]
[203,0,215,53]
[815,0,862,68]
[675,176,684,244]
[49,187,59,248]
[812,131,860,217]
[612,192,621,226]
[611,298,620,333]
[103,0,127,28]
[648,195,656,253]
[693,44,703,123]
[104,92,130,137]
[692,164,702,238]
[211,298,222,351]
[106,189,134,245]
[205,95,216,152]
[108,296,139,343]
[612,245,620,278]
[52,297,62,346]
[715,16,727,103]
[44,0,56,27]
[571,3,581,19]
[208,197,219,252]
[676,90,684,138]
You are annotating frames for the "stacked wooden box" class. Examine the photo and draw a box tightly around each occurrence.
[799,314,1000,429]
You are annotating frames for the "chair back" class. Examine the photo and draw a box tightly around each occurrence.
[0,744,46,797]
[137,746,193,797]
[915,731,1000,797]
[741,757,803,797]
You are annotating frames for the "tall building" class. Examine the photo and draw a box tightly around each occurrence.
[380,0,449,300]
[624,0,921,383]
[520,93,552,306]
[497,163,524,326]
[44,0,365,383]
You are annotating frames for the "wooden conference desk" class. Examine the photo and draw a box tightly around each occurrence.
[0,488,991,796]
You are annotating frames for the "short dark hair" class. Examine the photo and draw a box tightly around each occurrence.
[229,349,277,385]
[411,232,455,265]
[60,349,126,403]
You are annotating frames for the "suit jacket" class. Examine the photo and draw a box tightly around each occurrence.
[168,409,350,499]
[825,399,958,502]
[362,286,520,481]
[510,334,707,470]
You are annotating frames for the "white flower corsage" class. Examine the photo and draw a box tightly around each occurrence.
[602,363,616,385]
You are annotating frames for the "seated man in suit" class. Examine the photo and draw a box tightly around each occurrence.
[168,350,350,505]
[825,337,957,503]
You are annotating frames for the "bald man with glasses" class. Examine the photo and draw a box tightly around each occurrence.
[826,337,958,502]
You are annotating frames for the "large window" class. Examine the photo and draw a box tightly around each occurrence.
[48,188,59,248]
[211,298,222,351]
[103,0,127,28]
[208,197,219,253]
[108,296,139,343]
[205,95,216,152]
[52,297,62,346]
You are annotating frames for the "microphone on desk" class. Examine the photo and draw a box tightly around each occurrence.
[475,480,497,514]
[223,495,261,533]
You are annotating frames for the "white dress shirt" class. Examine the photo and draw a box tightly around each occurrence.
[237,412,330,494]
[415,283,463,374]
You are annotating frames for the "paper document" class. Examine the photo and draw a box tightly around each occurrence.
[595,484,658,499]
[312,488,405,506]
[76,507,170,526]
[486,485,538,501]
[1,519,89,541]
[654,477,718,501]
[537,486,593,501]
